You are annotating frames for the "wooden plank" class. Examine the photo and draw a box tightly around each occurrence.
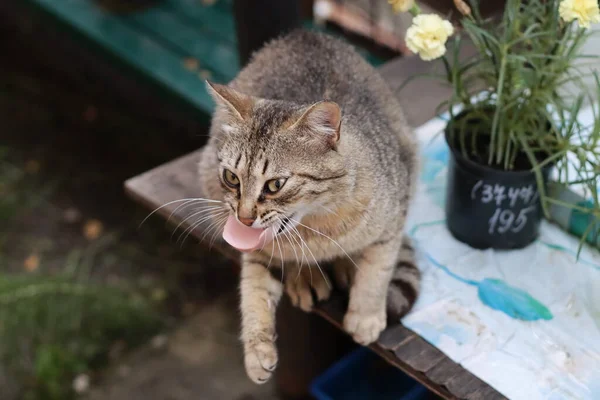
[394,336,448,372]
[445,370,503,400]
[28,0,216,113]
[163,0,237,45]
[425,357,464,386]
[123,5,239,80]
[367,344,457,400]
[378,324,416,351]
[466,385,508,400]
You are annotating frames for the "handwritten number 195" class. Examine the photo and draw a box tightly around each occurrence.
[488,206,536,235]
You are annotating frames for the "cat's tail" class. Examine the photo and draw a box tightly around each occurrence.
[386,235,421,321]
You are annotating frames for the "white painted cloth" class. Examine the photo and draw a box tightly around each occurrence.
[402,112,600,400]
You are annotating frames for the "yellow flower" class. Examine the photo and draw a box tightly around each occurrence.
[405,14,454,61]
[559,0,600,28]
[388,0,415,13]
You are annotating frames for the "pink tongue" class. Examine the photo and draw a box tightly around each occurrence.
[223,215,275,252]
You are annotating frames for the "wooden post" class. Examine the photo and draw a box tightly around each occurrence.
[233,0,301,65]
[274,297,355,399]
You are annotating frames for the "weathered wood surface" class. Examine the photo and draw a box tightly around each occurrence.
[125,53,506,399]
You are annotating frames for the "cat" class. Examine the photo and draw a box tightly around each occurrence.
[198,30,420,384]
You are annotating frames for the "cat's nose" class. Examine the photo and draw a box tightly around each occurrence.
[239,217,255,227]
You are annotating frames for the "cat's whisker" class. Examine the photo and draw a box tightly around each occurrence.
[171,205,225,239]
[186,213,226,248]
[292,232,306,282]
[168,199,213,224]
[290,218,360,273]
[167,199,199,223]
[276,216,300,270]
[290,226,310,275]
[258,223,271,252]
[289,224,326,288]
[282,223,312,284]
[179,209,228,247]
[279,220,308,281]
[173,208,226,243]
[139,197,222,228]
[266,228,276,271]
[274,226,285,284]
[209,214,230,248]
[288,228,307,271]
[288,231,308,279]
[197,212,230,247]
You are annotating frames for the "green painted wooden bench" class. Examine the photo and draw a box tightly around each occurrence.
[23,0,385,117]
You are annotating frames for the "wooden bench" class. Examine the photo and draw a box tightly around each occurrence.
[125,51,506,399]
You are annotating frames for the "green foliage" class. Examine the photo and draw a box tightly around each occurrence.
[0,273,164,400]
[435,0,600,246]
[0,149,54,225]
[0,150,164,400]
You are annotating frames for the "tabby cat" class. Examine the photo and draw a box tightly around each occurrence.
[199,30,420,384]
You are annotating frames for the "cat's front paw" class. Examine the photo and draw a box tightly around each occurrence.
[285,267,331,312]
[244,339,278,384]
[343,309,386,345]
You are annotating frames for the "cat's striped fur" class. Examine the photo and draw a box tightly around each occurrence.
[199,30,420,384]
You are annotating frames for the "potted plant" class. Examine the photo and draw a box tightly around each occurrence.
[391,0,600,250]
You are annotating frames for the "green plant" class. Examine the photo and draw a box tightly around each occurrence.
[0,150,164,400]
[395,0,600,248]
[0,272,164,400]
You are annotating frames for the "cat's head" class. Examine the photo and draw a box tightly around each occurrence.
[205,82,351,248]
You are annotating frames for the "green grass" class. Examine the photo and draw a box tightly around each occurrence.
[0,150,164,400]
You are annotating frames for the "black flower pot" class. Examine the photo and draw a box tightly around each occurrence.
[444,131,552,250]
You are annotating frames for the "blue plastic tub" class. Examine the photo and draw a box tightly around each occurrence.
[310,347,432,400]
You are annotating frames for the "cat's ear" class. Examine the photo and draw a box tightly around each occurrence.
[291,101,342,148]
[206,81,254,121]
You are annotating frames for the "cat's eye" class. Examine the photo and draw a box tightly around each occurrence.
[265,178,287,194]
[223,169,240,188]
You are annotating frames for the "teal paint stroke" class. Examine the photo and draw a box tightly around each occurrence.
[411,220,600,320]
[410,220,553,321]
[422,251,478,286]
[477,278,553,321]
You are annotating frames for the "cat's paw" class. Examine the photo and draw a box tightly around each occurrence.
[285,268,331,312]
[343,309,386,345]
[244,340,278,384]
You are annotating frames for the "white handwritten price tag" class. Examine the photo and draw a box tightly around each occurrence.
[471,181,540,235]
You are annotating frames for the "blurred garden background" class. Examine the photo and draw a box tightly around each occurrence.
[0,5,261,399]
